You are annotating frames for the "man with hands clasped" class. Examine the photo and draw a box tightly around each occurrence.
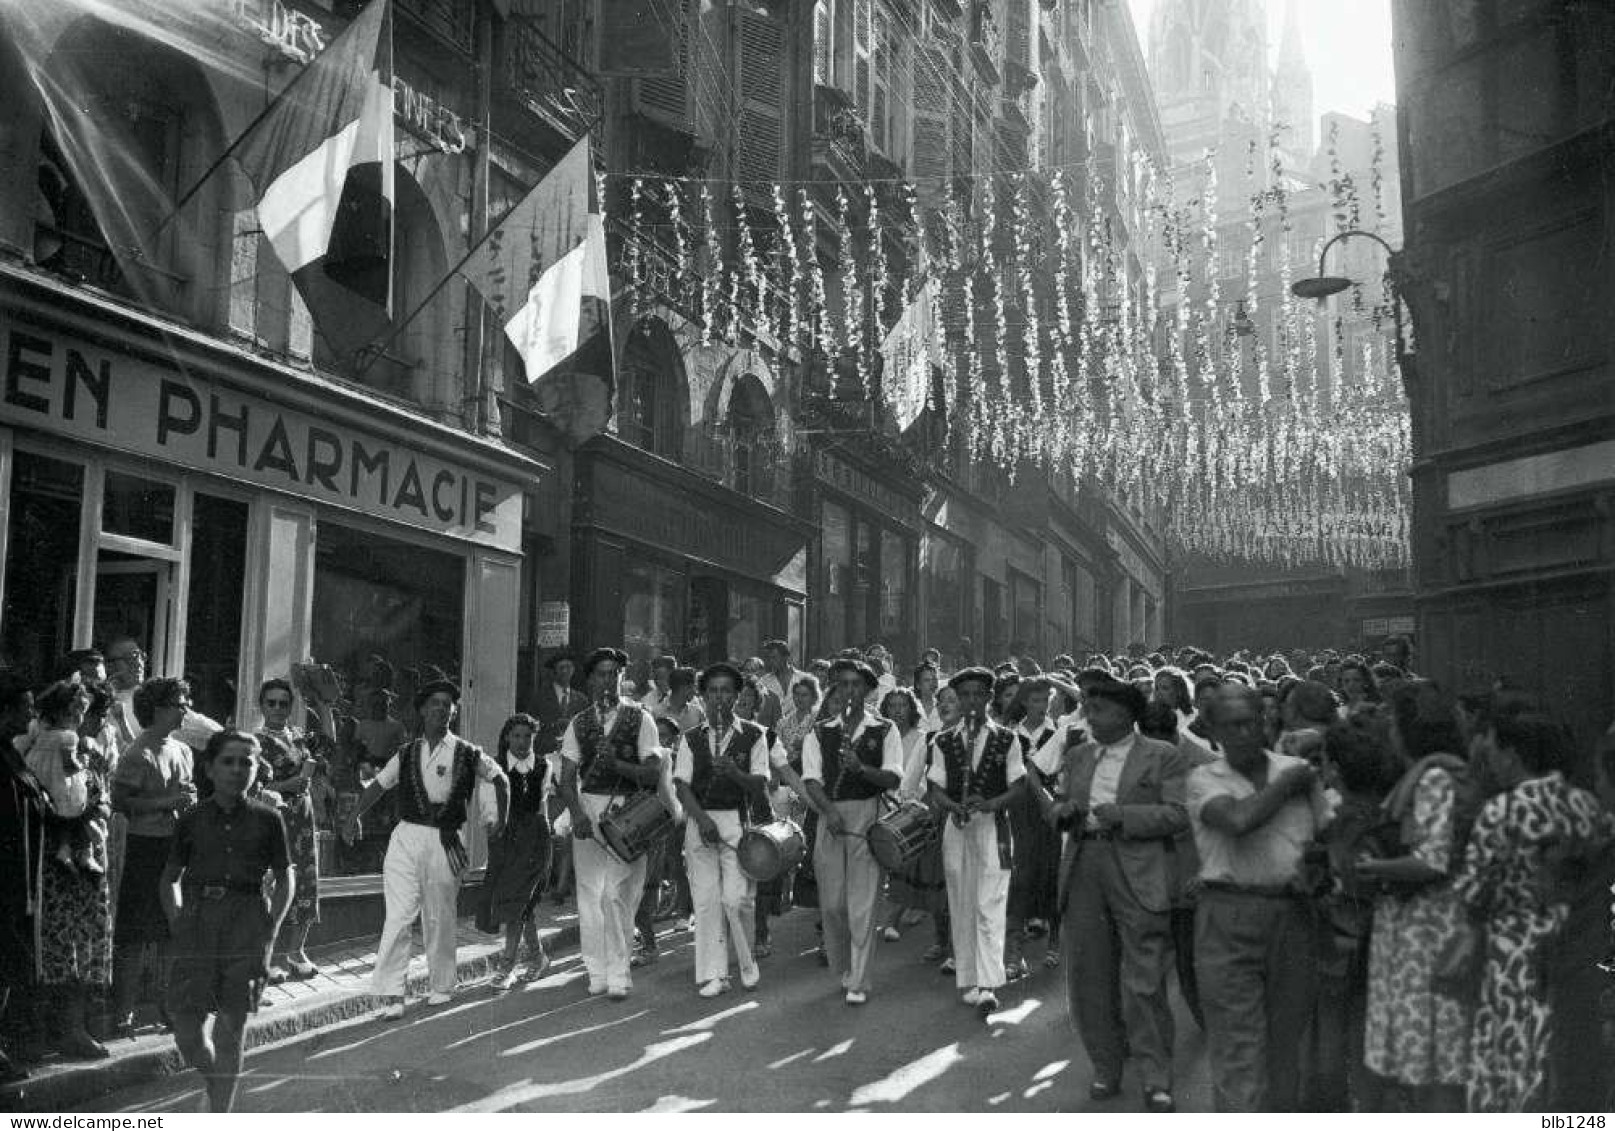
[925,667,1026,1017]
[673,663,772,998]
[801,658,904,1006]
[1043,674,1191,1113]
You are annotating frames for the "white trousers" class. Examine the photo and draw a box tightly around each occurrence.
[684,810,759,985]
[574,794,649,993]
[814,797,883,993]
[373,821,461,998]
[942,813,1009,991]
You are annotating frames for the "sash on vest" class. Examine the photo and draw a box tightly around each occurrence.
[397,739,480,860]
[937,723,1015,870]
[575,703,651,796]
[819,718,891,802]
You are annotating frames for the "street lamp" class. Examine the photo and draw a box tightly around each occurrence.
[1290,228,1414,391]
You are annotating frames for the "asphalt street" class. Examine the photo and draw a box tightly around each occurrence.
[82,909,1213,1113]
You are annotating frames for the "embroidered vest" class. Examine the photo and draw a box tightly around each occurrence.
[397,740,479,833]
[936,723,1016,804]
[574,703,650,795]
[688,720,763,817]
[819,717,892,802]
[500,754,549,819]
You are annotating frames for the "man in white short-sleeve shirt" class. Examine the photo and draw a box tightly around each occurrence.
[800,658,903,1006]
[557,647,663,1000]
[343,680,507,1019]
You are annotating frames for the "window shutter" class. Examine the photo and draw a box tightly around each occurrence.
[911,45,953,185]
[634,0,691,129]
[735,6,785,183]
[813,1,831,85]
[854,0,872,113]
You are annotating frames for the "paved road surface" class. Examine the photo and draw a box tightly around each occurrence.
[83,910,1212,1113]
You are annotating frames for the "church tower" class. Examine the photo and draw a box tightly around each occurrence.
[1146,0,1271,170]
[1271,0,1315,159]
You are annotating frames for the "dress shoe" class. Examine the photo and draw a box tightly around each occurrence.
[698,978,728,998]
[426,992,452,1006]
[1144,1088,1176,1113]
[521,953,552,983]
[975,990,999,1017]
[607,987,630,1001]
[1089,1080,1122,1102]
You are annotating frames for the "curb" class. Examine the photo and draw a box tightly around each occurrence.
[1,921,582,1114]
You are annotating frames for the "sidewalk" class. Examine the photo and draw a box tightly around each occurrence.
[0,900,582,1113]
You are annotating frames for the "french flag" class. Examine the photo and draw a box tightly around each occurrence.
[235,0,394,315]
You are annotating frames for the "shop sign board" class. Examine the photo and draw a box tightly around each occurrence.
[811,449,919,531]
[1,322,524,553]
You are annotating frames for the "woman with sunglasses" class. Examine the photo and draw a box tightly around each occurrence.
[254,677,337,981]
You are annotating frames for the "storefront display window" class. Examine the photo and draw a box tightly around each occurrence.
[729,588,766,662]
[313,522,465,879]
[624,558,684,665]
[924,534,964,656]
[184,494,247,725]
[101,470,175,544]
[879,530,907,646]
[1010,568,1041,655]
[2,451,82,685]
[821,500,850,651]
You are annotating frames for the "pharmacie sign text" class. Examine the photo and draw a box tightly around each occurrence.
[1,325,521,552]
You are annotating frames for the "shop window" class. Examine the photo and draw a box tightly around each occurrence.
[729,375,777,500]
[312,523,465,877]
[852,516,874,648]
[923,534,964,657]
[1010,568,1041,657]
[729,588,766,662]
[624,558,685,665]
[1,452,82,685]
[618,323,686,459]
[183,495,248,726]
[821,500,851,652]
[982,575,1006,661]
[101,471,176,545]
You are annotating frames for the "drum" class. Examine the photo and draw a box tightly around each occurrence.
[867,800,939,873]
[736,819,806,883]
[598,792,673,864]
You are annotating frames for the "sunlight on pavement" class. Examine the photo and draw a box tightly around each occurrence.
[443,996,595,1050]
[848,1043,963,1107]
[987,998,1040,1025]
[639,1095,718,1112]
[500,1009,649,1057]
[307,994,502,1061]
[1032,1060,1070,1081]
[447,1033,713,1112]
[245,1077,292,1095]
[1022,1080,1054,1099]
[767,1048,816,1069]
[813,1039,855,1061]
[987,1092,1011,1105]
[661,1000,759,1033]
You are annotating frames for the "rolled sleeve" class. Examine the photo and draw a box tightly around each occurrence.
[1005,741,1026,785]
[672,736,695,785]
[635,711,661,760]
[801,729,823,783]
[374,754,401,790]
[475,751,505,783]
[1032,727,1066,776]
[879,724,904,775]
[1186,764,1226,822]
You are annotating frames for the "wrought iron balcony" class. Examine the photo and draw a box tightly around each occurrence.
[970,2,1002,85]
[811,85,867,180]
[497,17,604,143]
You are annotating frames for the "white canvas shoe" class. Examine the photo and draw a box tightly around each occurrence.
[426,991,452,1006]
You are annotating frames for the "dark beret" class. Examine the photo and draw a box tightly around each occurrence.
[828,657,878,689]
[413,679,460,710]
[582,647,629,676]
[697,662,743,693]
[761,639,790,655]
[947,666,997,692]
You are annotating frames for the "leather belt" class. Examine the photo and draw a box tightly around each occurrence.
[1076,828,1117,841]
[183,880,262,900]
[1199,880,1300,899]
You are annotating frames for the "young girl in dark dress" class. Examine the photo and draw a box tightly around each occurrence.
[477,714,553,990]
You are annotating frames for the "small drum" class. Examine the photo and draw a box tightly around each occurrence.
[737,819,805,883]
[867,800,939,874]
[598,792,673,864]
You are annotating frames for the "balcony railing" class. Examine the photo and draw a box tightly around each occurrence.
[970,2,1003,84]
[498,18,604,143]
[812,85,866,179]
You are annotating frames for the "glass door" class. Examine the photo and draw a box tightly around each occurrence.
[93,555,174,673]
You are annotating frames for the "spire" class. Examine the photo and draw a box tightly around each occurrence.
[1272,0,1314,157]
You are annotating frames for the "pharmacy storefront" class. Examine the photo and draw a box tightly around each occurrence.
[0,277,546,906]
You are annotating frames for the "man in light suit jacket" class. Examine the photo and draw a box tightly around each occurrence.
[1046,674,1191,1113]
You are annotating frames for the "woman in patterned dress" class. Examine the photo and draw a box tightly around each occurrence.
[255,678,336,980]
[1357,680,1472,1110]
[1454,710,1615,1113]
[478,714,553,990]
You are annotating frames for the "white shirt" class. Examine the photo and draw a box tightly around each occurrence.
[801,712,905,784]
[640,683,671,717]
[926,719,1027,789]
[1033,719,1086,777]
[896,727,931,801]
[672,721,770,785]
[560,700,661,764]
[1086,731,1137,829]
[757,667,807,707]
[508,753,539,776]
[376,731,502,801]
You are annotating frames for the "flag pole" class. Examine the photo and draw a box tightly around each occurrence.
[354,135,593,382]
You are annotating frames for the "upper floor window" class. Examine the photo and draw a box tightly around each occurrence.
[728,375,777,499]
[617,319,687,458]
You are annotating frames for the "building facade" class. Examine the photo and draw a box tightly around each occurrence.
[1392,0,1615,752]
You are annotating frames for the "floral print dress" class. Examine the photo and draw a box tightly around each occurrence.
[256,726,331,925]
[1363,765,1470,1087]
[1454,772,1615,1112]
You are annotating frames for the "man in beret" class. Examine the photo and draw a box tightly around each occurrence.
[343,680,508,1019]
[1044,673,1192,1113]
[557,647,664,1000]
[801,658,904,1005]
[672,663,771,997]
[925,666,1026,1016]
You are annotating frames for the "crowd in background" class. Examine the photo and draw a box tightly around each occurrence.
[4,631,1614,1113]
